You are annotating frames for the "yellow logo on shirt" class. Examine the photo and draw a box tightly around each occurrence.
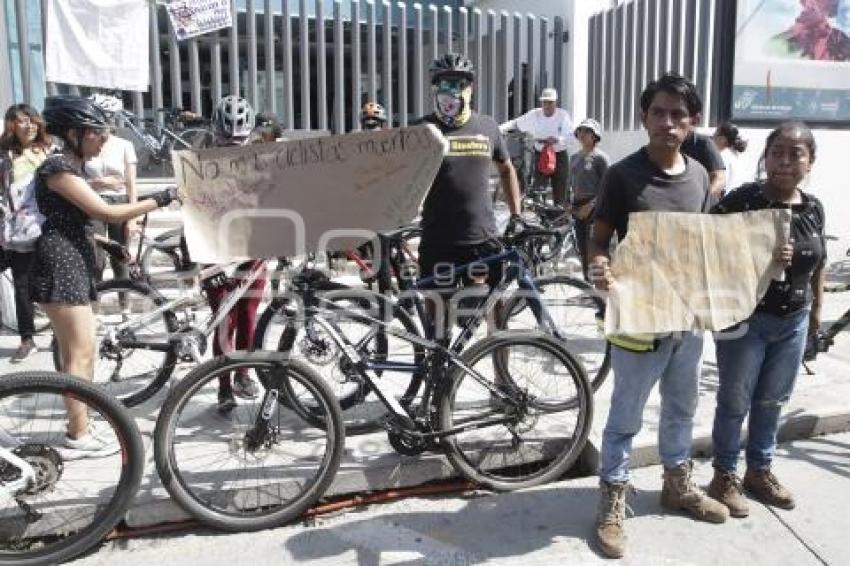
[447,136,491,157]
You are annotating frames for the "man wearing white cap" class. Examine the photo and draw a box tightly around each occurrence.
[500,87,574,207]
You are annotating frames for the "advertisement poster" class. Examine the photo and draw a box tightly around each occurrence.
[732,0,850,122]
[166,0,233,41]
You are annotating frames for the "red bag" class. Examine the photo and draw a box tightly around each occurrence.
[537,144,556,176]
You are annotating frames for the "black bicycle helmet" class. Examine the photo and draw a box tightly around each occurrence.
[42,95,110,136]
[429,53,475,85]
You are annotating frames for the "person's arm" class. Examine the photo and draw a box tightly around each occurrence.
[809,265,824,337]
[708,169,727,198]
[589,220,616,291]
[47,172,164,224]
[495,159,521,215]
[500,110,533,134]
[124,144,139,238]
[587,167,620,291]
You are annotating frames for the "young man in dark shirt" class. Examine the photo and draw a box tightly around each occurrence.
[589,73,728,559]
[416,53,521,335]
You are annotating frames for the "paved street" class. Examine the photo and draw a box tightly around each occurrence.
[73,432,850,565]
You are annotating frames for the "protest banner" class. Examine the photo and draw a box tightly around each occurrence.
[173,124,447,263]
[605,209,791,335]
[166,0,233,41]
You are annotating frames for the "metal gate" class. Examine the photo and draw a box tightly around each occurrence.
[3,0,568,133]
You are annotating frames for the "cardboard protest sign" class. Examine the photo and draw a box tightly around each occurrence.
[605,209,791,335]
[173,125,447,263]
[166,0,232,41]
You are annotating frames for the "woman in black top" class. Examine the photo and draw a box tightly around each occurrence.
[35,96,177,459]
[707,122,825,517]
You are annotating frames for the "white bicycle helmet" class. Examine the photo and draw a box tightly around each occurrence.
[213,95,255,140]
[88,93,124,114]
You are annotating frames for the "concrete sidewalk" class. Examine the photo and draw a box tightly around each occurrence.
[74,432,850,565]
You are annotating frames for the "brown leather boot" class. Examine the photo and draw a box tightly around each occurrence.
[661,461,729,523]
[595,480,628,558]
[743,467,795,509]
[707,468,750,518]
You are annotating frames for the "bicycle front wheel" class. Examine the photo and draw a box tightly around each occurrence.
[498,275,611,392]
[0,371,144,565]
[52,279,179,407]
[437,331,592,491]
[154,355,344,532]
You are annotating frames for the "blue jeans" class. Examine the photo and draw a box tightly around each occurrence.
[598,332,704,482]
[712,309,809,473]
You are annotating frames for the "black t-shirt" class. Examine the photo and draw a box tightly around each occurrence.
[712,182,826,316]
[594,147,711,240]
[417,113,509,245]
[681,131,725,174]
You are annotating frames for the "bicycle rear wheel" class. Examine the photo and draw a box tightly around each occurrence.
[0,371,144,565]
[154,355,344,532]
[437,331,592,491]
[498,275,610,392]
[52,279,179,407]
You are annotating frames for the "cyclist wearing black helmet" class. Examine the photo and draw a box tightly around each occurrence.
[360,102,388,131]
[31,95,177,458]
[415,53,521,332]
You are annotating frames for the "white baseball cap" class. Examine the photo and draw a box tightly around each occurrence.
[575,118,602,140]
[539,88,558,102]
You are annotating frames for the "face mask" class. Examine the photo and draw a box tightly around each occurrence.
[433,84,473,128]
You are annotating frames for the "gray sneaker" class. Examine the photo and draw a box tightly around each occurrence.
[233,374,259,400]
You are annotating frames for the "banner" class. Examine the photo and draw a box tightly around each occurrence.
[605,210,791,336]
[173,125,447,263]
[732,0,850,122]
[45,0,150,91]
[166,0,233,41]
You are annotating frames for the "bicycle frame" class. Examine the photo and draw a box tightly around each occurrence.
[105,260,268,356]
[280,245,558,432]
[298,298,519,437]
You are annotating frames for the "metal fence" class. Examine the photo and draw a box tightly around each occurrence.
[586,0,726,131]
[5,0,569,133]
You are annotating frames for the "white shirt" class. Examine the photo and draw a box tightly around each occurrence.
[84,135,137,193]
[720,147,744,192]
[500,107,574,153]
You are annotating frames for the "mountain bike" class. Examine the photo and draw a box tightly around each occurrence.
[253,230,608,434]
[0,371,144,564]
[154,318,591,533]
[120,108,214,177]
[52,260,269,407]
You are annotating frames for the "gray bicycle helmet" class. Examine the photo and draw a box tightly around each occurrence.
[429,53,475,85]
[213,95,256,139]
[42,95,110,136]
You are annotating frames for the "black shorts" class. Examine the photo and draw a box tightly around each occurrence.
[417,238,504,289]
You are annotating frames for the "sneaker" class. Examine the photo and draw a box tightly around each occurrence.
[217,389,237,415]
[233,374,259,400]
[708,468,750,518]
[743,467,795,510]
[661,461,729,523]
[595,480,629,558]
[10,340,37,363]
[58,425,120,461]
